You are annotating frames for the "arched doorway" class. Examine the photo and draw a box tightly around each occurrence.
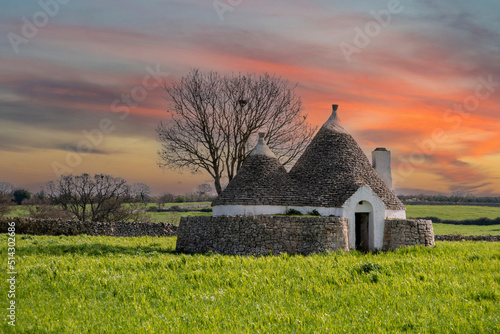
[355,200,373,252]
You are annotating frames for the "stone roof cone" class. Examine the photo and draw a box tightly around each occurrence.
[212,133,294,206]
[288,105,405,210]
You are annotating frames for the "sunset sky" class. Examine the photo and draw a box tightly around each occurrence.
[1,0,499,196]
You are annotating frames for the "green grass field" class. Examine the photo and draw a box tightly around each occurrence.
[406,205,500,220]
[6,205,30,218]
[1,235,498,333]
[432,223,500,236]
[405,205,500,235]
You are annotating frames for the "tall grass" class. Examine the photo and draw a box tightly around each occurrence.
[1,234,498,333]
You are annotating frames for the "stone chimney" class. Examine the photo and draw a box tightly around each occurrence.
[372,148,393,190]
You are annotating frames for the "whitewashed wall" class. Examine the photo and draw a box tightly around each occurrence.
[212,205,343,217]
[342,186,386,250]
[288,206,343,217]
[212,205,286,216]
[385,209,406,219]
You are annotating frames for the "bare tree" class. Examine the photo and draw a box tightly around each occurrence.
[196,183,213,196]
[24,189,73,219]
[157,192,175,208]
[0,182,14,196]
[156,69,316,194]
[46,173,140,222]
[130,183,152,203]
[0,182,14,216]
[28,204,74,220]
[195,183,215,201]
[0,194,13,217]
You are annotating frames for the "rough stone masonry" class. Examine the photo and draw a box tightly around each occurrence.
[176,216,434,255]
[382,219,435,251]
[176,215,350,255]
[0,218,177,237]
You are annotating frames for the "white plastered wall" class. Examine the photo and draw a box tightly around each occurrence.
[385,209,406,219]
[288,206,343,217]
[342,186,386,250]
[212,205,286,216]
[212,205,343,217]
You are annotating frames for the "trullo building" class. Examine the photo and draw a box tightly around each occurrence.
[212,105,406,250]
[176,105,434,255]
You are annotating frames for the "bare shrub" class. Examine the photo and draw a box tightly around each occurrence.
[28,205,74,220]
[46,173,144,222]
[0,193,13,217]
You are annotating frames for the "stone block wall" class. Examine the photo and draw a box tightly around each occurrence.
[383,219,434,251]
[0,218,177,237]
[435,235,500,242]
[176,215,349,255]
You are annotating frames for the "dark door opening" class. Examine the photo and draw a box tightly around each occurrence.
[355,213,370,252]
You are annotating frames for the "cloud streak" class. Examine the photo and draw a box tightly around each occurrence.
[0,0,499,195]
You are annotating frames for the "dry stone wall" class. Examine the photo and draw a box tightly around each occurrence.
[383,219,434,250]
[0,218,177,237]
[176,215,349,255]
[435,235,500,242]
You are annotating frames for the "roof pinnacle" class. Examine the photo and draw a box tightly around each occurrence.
[250,132,277,158]
[321,104,347,133]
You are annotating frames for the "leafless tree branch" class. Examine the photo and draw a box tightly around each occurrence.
[156,69,317,194]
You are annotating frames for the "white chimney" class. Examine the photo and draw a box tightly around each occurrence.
[372,148,393,190]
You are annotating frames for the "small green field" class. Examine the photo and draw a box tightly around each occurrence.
[6,205,31,218]
[406,205,500,220]
[432,223,500,236]
[132,202,212,224]
[405,205,500,235]
[1,235,498,333]
[146,210,212,224]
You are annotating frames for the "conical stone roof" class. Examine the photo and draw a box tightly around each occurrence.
[212,133,294,206]
[288,105,405,210]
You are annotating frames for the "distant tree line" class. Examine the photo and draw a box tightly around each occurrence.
[156,184,216,207]
[0,182,32,216]
[398,194,500,204]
